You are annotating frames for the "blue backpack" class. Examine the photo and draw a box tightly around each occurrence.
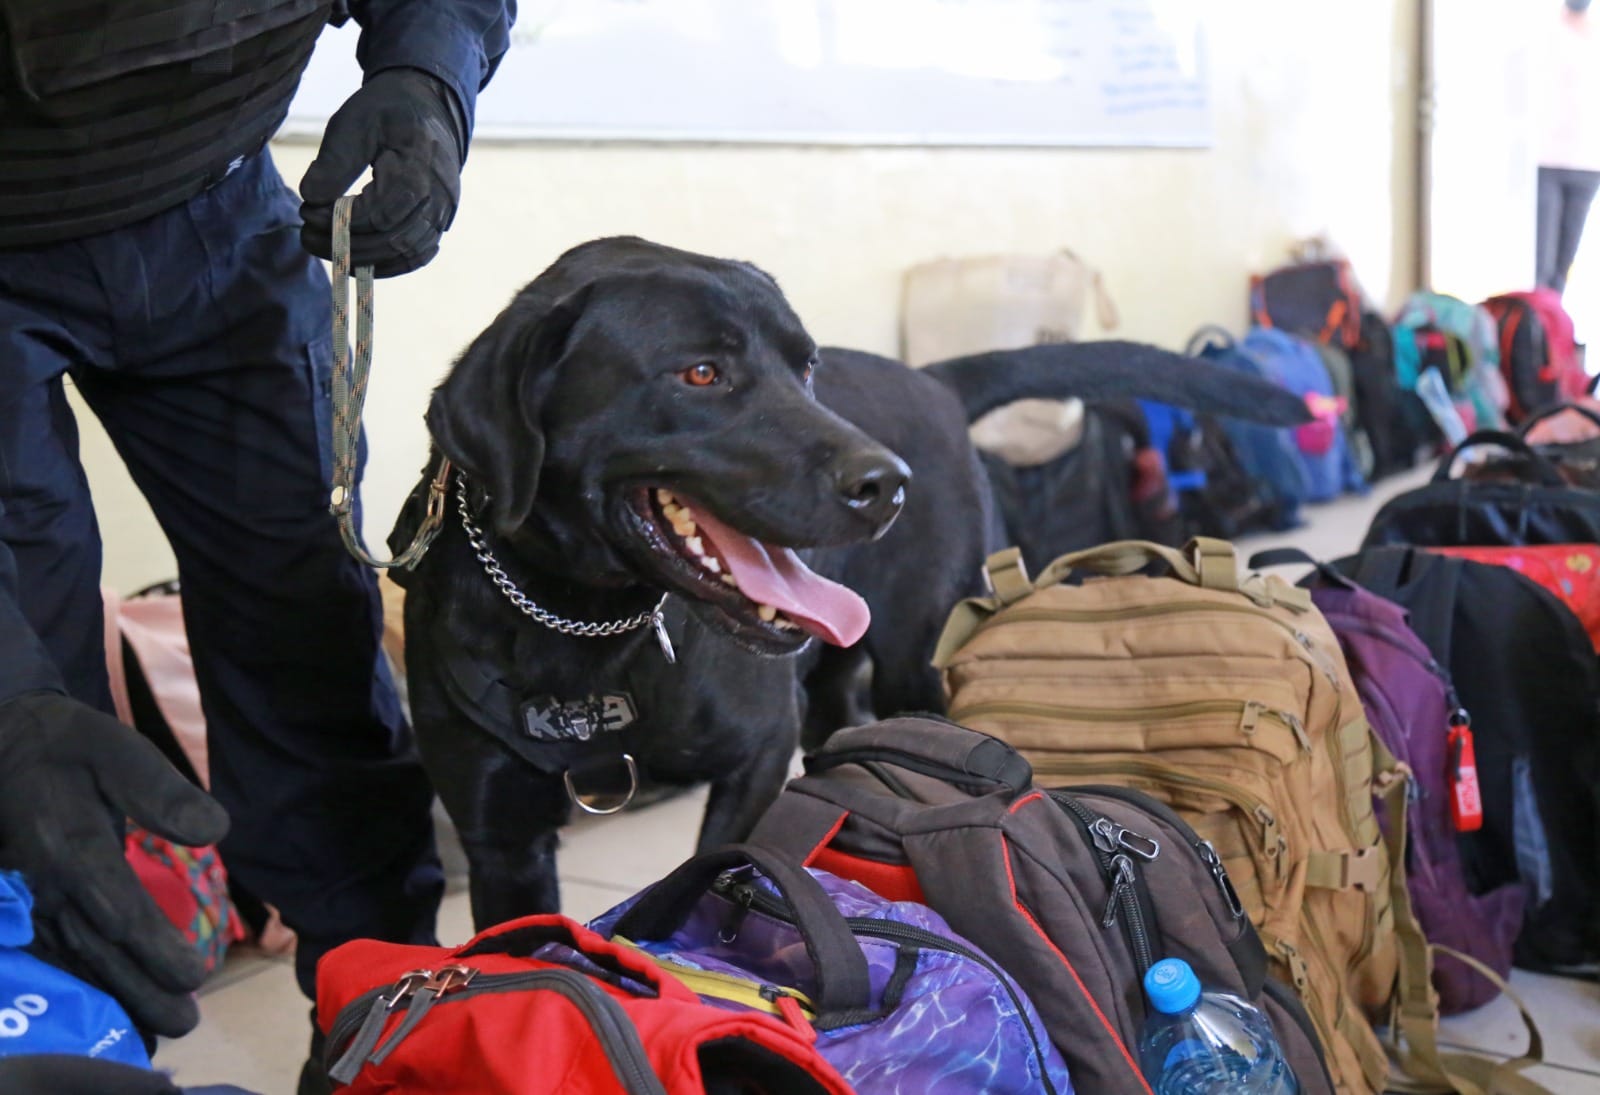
[1184,328,1307,528]
[0,872,149,1071]
[1241,328,1368,502]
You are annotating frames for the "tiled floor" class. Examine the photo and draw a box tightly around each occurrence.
[155,465,1600,1093]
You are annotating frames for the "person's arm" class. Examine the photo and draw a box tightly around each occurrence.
[346,0,515,139]
[300,1,517,277]
[0,544,229,1039]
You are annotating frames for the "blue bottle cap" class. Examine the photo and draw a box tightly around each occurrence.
[1144,958,1202,1014]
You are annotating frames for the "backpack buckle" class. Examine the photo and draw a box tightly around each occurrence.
[1341,847,1383,893]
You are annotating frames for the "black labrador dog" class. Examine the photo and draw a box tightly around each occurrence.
[389,237,1307,928]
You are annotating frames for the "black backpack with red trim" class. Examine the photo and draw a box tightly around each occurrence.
[1250,259,1364,350]
[1482,294,1559,424]
[749,716,1335,1095]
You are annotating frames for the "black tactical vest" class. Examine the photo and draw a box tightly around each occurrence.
[0,0,332,248]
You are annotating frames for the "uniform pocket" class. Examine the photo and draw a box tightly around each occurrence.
[305,333,336,490]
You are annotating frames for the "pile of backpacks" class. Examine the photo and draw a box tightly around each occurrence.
[301,251,1600,1093]
[312,525,1594,1094]
[984,252,1596,578]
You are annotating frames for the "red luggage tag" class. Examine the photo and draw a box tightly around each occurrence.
[1447,713,1484,833]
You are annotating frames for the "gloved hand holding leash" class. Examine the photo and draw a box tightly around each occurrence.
[299,68,467,278]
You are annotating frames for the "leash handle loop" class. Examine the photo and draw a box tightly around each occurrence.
[328,195,449,570]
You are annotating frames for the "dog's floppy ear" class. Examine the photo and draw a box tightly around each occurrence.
[427,285,594,534]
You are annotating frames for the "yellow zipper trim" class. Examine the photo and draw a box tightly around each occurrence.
[949,698,1313,754]
[617,943,816,1020]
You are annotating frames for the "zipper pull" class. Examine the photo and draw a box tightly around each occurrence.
[367,964,478,1067]
[1197,840,1247,920]
[1280,710,1313,753]
[1447,713,1484,833]
[761,985,816,1043]
[718,887,755,943]
[1239,700,1263,737]
[1294,630,1339,685]
[1090,816,1161,860]
[327,969,431,1084]
[1275,939,1311,994]
[1100,855,1136,929]
[1254,804,1288,873]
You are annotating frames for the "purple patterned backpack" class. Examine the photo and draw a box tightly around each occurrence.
[1254,549,1524,1013]
[589,845,1072,1095]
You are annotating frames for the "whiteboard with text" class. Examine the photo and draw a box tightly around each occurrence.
[282,0,1211,148]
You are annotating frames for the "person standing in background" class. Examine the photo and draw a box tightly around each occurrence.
[1536,0,1600,292]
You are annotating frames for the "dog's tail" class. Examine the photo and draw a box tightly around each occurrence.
[918,340,1310,425]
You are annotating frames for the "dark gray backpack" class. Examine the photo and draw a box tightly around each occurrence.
[749,716,1334,1095]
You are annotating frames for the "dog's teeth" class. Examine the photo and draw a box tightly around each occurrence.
[701,556,722,574]
[671,516,696,537]
[774,618,800,632]
[721,574,738,587]
[663,502,684,520]
[685,536,704,556]
[757,604,778,622]
[656,489,675,506]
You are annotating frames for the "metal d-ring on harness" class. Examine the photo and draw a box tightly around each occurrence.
[327,195,452,570]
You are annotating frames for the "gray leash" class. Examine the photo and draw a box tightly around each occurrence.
[327,195,451,570]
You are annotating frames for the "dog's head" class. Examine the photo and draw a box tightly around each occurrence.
[427,237,907,655]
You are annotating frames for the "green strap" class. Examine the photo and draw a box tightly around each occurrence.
[328,195,450,570]
[1371,736,1552,1095]
[983,548,1033,606]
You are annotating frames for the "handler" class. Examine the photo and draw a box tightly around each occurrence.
[0,1,512,1089]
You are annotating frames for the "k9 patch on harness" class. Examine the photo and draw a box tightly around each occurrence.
[520,694,638,743]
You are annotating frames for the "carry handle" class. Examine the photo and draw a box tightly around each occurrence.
[1185,325,1237,358]
[1431,430,1567,487]
[456,914,696,1003]
[1516,400,1600,438]
[805,718,1033,799]
[612,844,872,1018]
[1247,547,1360,592]
[1004,537,1240,602]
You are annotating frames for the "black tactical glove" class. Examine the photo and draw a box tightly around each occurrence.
[0,692,230,1038]
[299,68,467,278]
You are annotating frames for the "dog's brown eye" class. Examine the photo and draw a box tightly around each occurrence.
[680,362,719,387]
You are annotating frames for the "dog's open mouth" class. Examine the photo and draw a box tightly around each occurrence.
[626,488,870,648]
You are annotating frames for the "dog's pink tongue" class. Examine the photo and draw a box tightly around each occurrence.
[689,507,870,647]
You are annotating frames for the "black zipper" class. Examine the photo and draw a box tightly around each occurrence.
[326,967,666,1093]
[713,874,1060,1095]
[1049,791,1161,977]
[1067,784,1248,924]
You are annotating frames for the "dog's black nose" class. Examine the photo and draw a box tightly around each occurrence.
[832,449,911,533]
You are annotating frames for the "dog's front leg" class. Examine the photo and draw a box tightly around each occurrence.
[696,740,795,852]
[461,828,562,929]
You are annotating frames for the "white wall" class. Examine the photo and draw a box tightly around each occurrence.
[79,0,1419,592]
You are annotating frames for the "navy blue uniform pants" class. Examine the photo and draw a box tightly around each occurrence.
[0,151,442,997]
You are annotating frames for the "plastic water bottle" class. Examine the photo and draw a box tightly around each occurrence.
[1137,958,1299,1094]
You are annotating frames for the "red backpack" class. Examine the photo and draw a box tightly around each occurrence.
[316,914,853,1094]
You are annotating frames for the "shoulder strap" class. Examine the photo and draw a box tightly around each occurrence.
[1374,734,1551,1095]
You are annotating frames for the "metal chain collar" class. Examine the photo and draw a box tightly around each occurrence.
[455,480,670,643]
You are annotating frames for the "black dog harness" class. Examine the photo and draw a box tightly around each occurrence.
[432,634,672,814]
